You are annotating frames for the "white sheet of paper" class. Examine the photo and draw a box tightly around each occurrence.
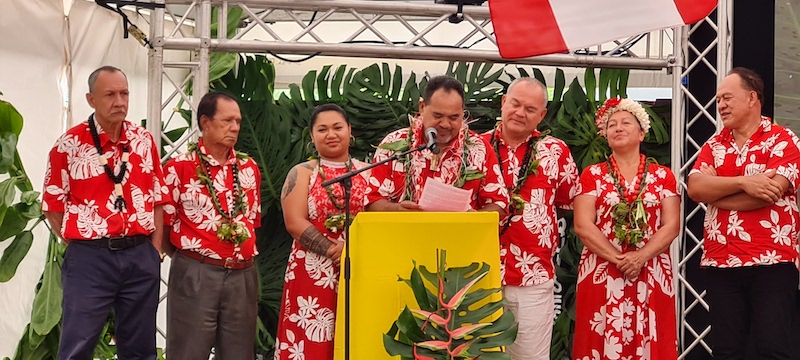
[417,178,473,212]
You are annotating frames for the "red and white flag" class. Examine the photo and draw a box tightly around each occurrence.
[489,0,717,58]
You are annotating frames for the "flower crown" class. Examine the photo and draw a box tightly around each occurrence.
[594,98,651,138]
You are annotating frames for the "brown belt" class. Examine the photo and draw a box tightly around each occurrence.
[179,250,254,270]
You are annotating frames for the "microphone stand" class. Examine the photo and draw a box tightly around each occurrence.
[321,142,433,360]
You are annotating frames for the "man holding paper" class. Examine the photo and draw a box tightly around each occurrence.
[366,75,508,214]
[482,78,579,359]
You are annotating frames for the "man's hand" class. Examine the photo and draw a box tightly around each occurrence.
[741,169,782,203]
[397,200,423,211]
[327,241,345,267]
[698,164,717,176]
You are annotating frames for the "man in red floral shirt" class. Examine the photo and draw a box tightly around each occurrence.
[43,66,167,360]
[482,78,578,359]
[366,75,508,213]
[162,91,261,359]
[688,67,800,359]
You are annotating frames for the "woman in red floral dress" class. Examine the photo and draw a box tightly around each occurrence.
[573,98,681,360]
[275,104,369,360]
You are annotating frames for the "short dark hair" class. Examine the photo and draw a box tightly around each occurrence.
[728,67,764,105]
[88,66,126,93]
[310,103,349,129]
[422,75,465,105]
[197,92,238,131]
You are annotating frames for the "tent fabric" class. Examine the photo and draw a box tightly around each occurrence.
[0,1,162,356]
[489,0,717,58]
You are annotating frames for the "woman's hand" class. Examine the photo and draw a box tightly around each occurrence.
[615,251,646,279]
[327,240,345,267]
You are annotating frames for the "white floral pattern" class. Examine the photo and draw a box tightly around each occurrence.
[573,162,679,359]
[275,160,369,360]
[367,116,508,210]
[690,116,800,268]
[162,139,262,260]
[482,127,579,286]
[42,120,167,239]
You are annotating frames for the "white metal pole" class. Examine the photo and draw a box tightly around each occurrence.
[149,0,166,155]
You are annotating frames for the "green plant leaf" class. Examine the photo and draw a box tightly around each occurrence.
[31,234,63,336]
[584,68,597,109]
[0,99,23,136]
[410,264,434,311]
[20,190,39,205]
[0,131,18,173]
[210,6,244,39]
[0,205,33,242]
[0,230,33,282]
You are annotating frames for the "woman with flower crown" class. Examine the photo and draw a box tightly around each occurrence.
[572,98,680,360]
[274,104,369,360]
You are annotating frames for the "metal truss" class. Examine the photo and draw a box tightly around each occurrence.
[672,1,732,358]
[146,0,729,356]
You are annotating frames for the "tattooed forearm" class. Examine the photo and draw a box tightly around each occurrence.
[298,225,334,256]
[281,162,313,201]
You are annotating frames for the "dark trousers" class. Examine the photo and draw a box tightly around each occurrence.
[706,263,799,360]
[166,251,258,360]
[58,240,161,360]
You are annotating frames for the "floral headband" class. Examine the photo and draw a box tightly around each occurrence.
[594,98,651,138]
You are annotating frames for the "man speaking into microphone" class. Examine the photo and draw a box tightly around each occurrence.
[366,75,508,214]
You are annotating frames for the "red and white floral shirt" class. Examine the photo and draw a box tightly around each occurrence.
[163,140,261,261]
[43,119,167,240]
[690,117,800,268]
[366,116,508,210]
[482,126,580,286]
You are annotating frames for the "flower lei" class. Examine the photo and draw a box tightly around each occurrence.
[595,98,652,138]
[377,118,483,201]
[490,126,550,215]
[318,159,356,233]
[607,154,653,249]
[189,142,251,245]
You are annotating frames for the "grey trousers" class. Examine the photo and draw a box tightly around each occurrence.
[166,251,259,360]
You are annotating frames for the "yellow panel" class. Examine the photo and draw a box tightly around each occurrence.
[333,212,502,360]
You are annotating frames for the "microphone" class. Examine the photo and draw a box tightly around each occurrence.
[425,128,440,154]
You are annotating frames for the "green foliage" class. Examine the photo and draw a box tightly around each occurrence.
[384,251,517,359]
[0,94,43,282]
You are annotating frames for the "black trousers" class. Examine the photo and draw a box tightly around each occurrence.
[705,263,799,360]
[58,240,161,360]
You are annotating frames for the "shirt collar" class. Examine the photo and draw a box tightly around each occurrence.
[197,138,237,166]
[91,118,130,147]
[719,115,772,143]
[493,123,538,150]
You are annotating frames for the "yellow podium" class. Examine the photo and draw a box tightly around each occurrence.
[333,212,503,360]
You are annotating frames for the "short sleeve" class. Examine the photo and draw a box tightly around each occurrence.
[688,142,714,177]
[366,141,401,205]
[658,165,680,198]
[578,164,601,197]
[162,159,179,226]
[768,129,800,190]
[554,143,579,210]
[42,141,68,213]
[476,137,509,210]
[149,134,168,206]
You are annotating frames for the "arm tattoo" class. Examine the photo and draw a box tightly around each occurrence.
[298,225,334,256]
[281,163,313,201]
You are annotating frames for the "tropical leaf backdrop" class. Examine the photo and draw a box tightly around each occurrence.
[210,55,671,359]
